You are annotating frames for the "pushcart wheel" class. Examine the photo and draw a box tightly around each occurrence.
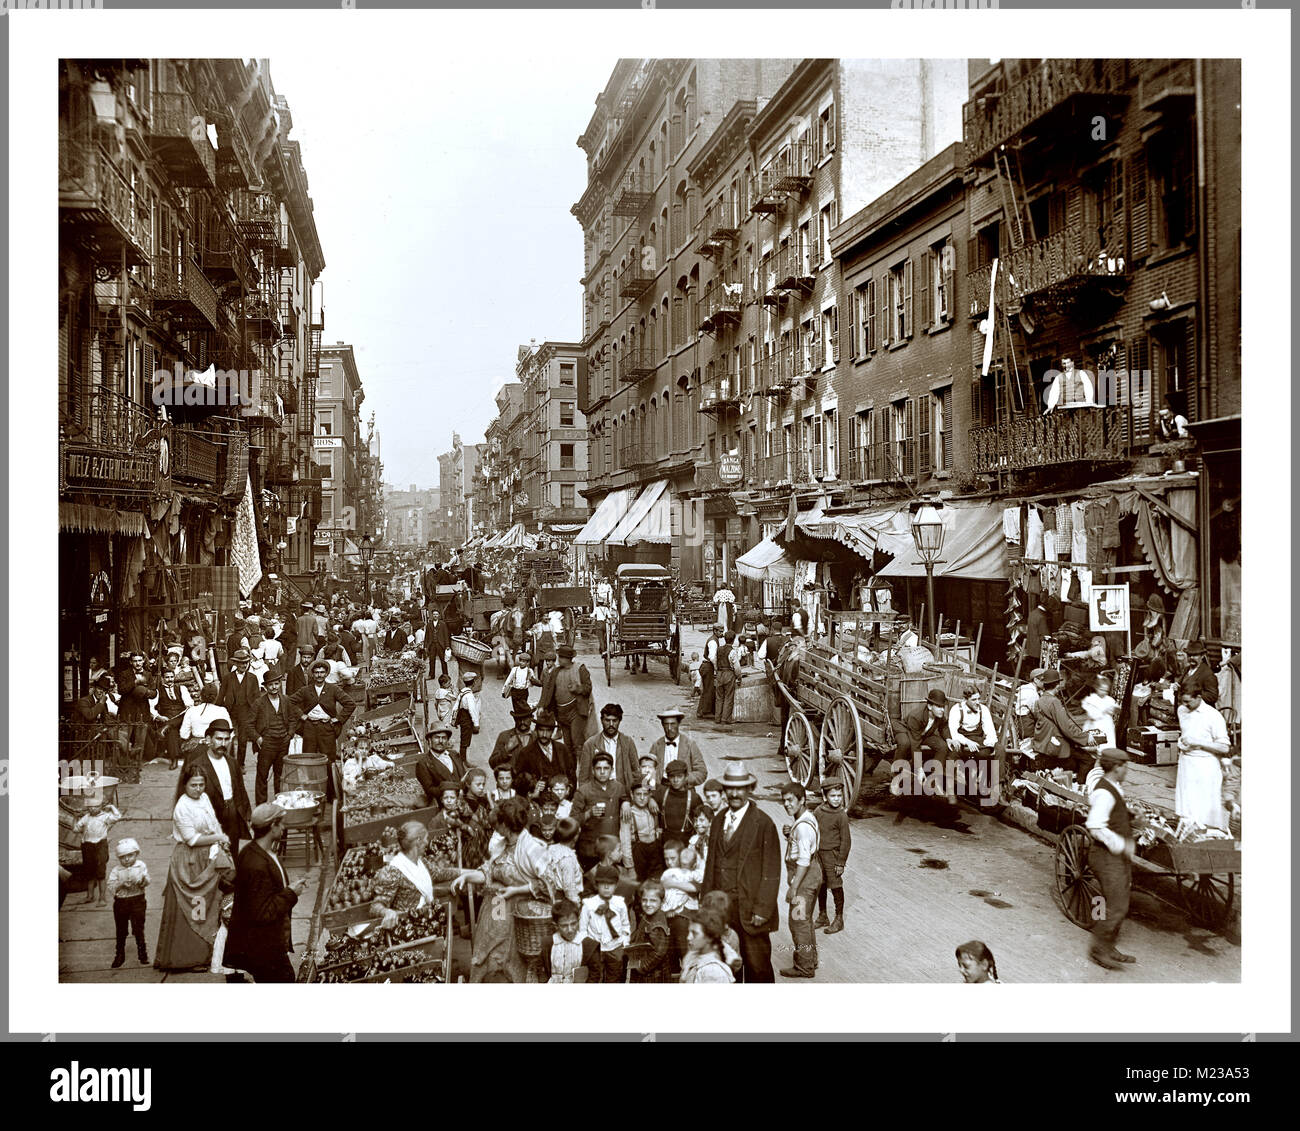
[818,695,864,804]
[1176,872,1235,931]
[784,711,816,788]
[1054,825,1102,930]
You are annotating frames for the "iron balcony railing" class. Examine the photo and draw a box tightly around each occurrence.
[170,426,223,485]
[619,443,655,469]
[967,220,1128,315]
[963,59,1125,164]
[756,343,797,394]
[969,405,1130,474]
[617,347,658,383]
[147,90,218,188]
[698,279,745,332]
[611,171,654,217]
[59,141,152,266]
[750,139,813,213]
[64,386,158,452]
[696,199,741,253]
[151,252,221,331]
[699,375,742,414]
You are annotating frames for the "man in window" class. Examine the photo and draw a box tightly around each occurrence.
[1044,356,1097,413]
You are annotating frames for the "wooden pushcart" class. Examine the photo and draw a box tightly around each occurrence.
[603,564,681,687]
[1045,778,1240,932]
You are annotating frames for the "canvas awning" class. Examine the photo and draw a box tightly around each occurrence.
[497,523,531,549]
[795,505,914,560]
[736,536,795,583]
[874,502,1008,580]
[574,486,638,546]
[606,480,672,546]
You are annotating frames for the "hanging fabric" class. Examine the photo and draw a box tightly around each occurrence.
[1043,529,1059,595]
[1002,507,1021,545]
[1102,496,1122,549]
[1070,500,1089,564]
[1026,507,1044,559]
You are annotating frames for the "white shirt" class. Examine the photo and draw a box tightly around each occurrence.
[208,753,234,801]
[723,802,750,841]
[179,703,232,741]
[603,733,620,760]
[949,702,997,748]
[257,638,285,665]
[1086,779,1127,855]
[1177,702,1230,754]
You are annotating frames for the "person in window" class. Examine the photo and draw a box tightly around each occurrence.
[1044,356,1096,413]
[1157,403,1190,442]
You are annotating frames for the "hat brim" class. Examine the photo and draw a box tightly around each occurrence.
[721,774,757,789]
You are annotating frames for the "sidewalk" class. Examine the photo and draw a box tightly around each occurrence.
[59,755,326,984]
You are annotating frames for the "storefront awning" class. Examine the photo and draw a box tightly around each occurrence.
[574,486,638,546]
[606,480,672,546]
[736,536,795,583]
[795,505,912,560]
[874,503,1007,580]
[497,523,533,549]
[59,502,147,537]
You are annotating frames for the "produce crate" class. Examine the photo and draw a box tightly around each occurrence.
[1156,840,1241,875]
[341,803,440,848]
[352,936,447,983]
[1036,791,1085,835]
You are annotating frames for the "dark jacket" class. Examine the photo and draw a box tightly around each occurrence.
[220,669,262,727]
[253,691,298,744]
[577,731,639,786]
[193,752,252,843]
[415,750,468,806]
[571,778,627,857]
[895,703,947,754]
[538,662,594,720]
[653,781,705,839]
[383,627,410,653]
[1182,659,1219,707]
[285,660,314,699]
[116,670,155,723]
[424,617,452,657]
[512,736,575,790]
[700,803,782,936]
[225,841,297,969]
[294,614,320,654]
[490,727,532,771]
[1031,691,1092,758]
[289,682,342,722]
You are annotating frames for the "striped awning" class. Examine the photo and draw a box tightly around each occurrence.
[606,480,672,546]
[736,536,794,583]
[574,486,638,546]
[59,502,147,537]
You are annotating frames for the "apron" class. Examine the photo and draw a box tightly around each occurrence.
[1175,752,1226,830]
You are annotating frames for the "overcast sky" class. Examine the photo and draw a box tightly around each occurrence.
[271,53,616,491]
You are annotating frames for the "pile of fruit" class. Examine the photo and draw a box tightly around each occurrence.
[273,790,322,811]
[324,837,396,912]
[316,932,380,983]
[370,656,424,688]
[387,903,446,944]
[313,900,447,983]
[341,767,426,826]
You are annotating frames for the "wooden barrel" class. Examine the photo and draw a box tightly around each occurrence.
[898,671,938,718]
[733,669,776,724]
[282,754,329,794]
[926,662,966,700]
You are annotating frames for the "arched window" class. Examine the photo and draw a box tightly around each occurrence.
[648,398,658,458]
[661,297,670,356]
[662,386,672,451]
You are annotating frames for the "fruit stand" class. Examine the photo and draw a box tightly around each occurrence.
[335,763,440,851]
[308,900,453,984]
[364,654,426,711]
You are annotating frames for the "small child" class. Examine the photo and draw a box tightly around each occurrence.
[813,778,851,933]
[73,799,121,907]
[530,794,560,844]
[660,840,704,971]
[455,672,481,759]
[107,837,150,967]
[548,774,573,820]
[702,779,726,817]
[501,651,537,715]
[582,834,625,898]
[432,674,456,726]
[620,780,662,880]
[490,765,515,806]
[579,864,631,983]
[688,652,703,697]
[699,889,744,979]
[638,753,659,792]
[1081,674,1119,748]
[628,879,672,982]
[546,899,598,983]
[688,808,712,868]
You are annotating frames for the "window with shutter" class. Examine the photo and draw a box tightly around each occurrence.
[940,388,953,471]
[1129,150,1149,260]
[1110,158,1127,260]
[829,305,838,364]
[939,242,953,321]
[1128,337,1151,442]
[920,250,933,330]
[903,257,914,339]
[902,399,915,479]
[866,279,876,353]
[970,376,984,430]
[916,395,931,476]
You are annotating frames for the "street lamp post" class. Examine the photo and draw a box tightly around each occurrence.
[910,501,946,645]
[360,532,374,604]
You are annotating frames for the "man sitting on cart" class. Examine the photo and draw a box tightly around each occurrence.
[892,689,954,803]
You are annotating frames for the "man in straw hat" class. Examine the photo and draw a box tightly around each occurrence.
[1084,747,1137,970]
[647,708,707,790]
[225,803,308,983]
[700,761,782,982]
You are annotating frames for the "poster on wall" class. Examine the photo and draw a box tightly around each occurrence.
[1089,583,1130,633]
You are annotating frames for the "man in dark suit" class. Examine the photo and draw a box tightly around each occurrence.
[700,761,782,983]
[512,709,574,798]
[220,646,262,771]
[577,702,639,786]
[285,646,316,698]
[294,602,320,658]
[192,719,252,855]
[893,688,953,799]
[225,803,306,983]
[424,605,453,681]
[415,721,468,805]
[490,705,535,771]
[116,652,155,760]
[252,667,298,805]
[289,660,342,759]
[537,645,594,755]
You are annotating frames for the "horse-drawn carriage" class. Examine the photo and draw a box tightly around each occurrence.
[599,564,681,687]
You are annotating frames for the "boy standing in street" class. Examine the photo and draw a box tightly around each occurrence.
[813,778,851,934]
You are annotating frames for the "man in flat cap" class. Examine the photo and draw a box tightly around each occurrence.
[220,645,262,772]
[1084,748,1137,970]
[538,643,594,755]
[225,803,308,983]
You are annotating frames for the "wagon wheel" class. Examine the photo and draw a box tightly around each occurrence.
[667,628,681,683]
[1054,825,1102,930]
[1176,871,1235,931]
[783,711,816,788]
[818,695,864,803]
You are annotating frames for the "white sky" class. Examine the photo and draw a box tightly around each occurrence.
[271,51,617,490]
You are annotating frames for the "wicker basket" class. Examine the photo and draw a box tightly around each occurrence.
[512,898,554,957]
[450,635,492,665]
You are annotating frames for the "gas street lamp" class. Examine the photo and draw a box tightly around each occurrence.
[910,500,946,645]
[360,532,374,602]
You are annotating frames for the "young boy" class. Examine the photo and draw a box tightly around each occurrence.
[73,799,121,907]
[628,879,672,982]
[572,751,625,871]
[688,808,712,868]
[702,779,726,817]
[688,652,703,698]
[653,759,705,844]
[490,765,515,806]
[107,837,150,967]
[700,889,744,979]
[582,834,625,898]
[637,753,660,792]
[660,840,704,972]
[621,780,663,880]
[500,650,537,715]
[548,773,574,820]
[530,793,561,844]
[431,673,456,727]
[579,864,631,983]
[455,672,481,759]
[813,778,851,934]
[545,899,600,983]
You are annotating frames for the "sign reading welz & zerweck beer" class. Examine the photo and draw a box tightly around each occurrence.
[61,445,158,493]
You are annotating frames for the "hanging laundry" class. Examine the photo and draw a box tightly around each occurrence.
[1071,500,1089,564]
[1002,507,1022,545]
[1084,502,1107,569]
[1102,496,1122,549]
[1026,507,1044,559]
[1055,503,1072,549]
[1041,506,1056,531]
[1074,566,1093,606]
[1043,530,1059,596]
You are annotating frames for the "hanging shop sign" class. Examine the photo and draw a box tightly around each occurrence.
[1089,583,1130,633]
[61,444,158,495]
[717,454,744,483]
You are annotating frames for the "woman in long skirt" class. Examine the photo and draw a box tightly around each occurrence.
[154,765,231,971]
